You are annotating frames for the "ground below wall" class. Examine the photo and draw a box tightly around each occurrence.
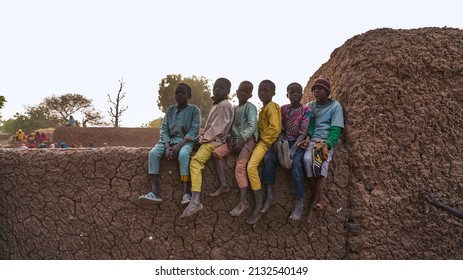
[0,147,350,259]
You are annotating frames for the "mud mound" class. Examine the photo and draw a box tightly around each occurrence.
[304,27,463,259]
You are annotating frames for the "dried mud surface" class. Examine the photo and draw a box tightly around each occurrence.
[304,27,463,259]
[1,27,463,259]
[52,126,161,148]
[0,147,348,259]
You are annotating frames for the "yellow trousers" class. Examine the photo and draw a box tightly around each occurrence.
[246,141,270,191]
[190,143,215,192]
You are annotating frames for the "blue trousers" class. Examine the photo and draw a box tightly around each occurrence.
[148,142,194,177]
[262,140,306,199]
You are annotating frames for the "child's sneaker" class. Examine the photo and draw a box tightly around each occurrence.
[138,192,162,204]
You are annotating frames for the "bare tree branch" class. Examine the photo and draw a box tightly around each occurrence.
[107,78,129,127]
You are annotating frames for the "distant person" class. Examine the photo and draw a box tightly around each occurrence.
[138,83,201,205]
[38,142,47,148]
[38,132,47,143]
[59,141,68,148]
[246,80,282,224]
[15,129,25,141]
[18,143,28,150]
[180,78,234,218]
[425,191,463,220]
[27,132,36,143]
[299,77,344,224]
[67,115,76,126]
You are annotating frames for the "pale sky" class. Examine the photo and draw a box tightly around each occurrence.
[1,0,462,127]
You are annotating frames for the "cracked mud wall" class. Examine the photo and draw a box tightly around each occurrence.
[0,147,349,259]
[303,27,463,259]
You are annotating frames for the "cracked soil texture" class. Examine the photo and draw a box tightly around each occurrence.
[303,27,463,259]
[1,27,463,259]
[0,147,348,259]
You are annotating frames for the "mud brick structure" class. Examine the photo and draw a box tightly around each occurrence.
[52,126,160,148]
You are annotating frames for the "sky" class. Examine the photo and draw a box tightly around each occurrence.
[1,0,462,127]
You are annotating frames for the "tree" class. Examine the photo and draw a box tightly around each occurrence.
[25,104,61,128]
[41,93,105,126]
[142,117,163,128]
[108,78,128,127]
[0,95,5,109]
[0,95,5,122]
[1,113,38,134]
[0,93,107,133]
[81,107,108,127]
[157,74,212,125]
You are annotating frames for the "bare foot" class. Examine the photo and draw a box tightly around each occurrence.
[230,200,249,217]
[289,199,304,220]
[210,185,230,197]
[260,197,277,213]
[180,201,203,218]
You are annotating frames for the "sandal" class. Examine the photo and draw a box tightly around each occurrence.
[313,203,324,211]
[181,193,191,205]
[138,192,162,204]
[277,141,292,169]
[281,140,292,169]
[312,148,324,178]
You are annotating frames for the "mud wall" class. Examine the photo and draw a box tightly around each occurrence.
[52,126,161,148]
[303,27,463,259]
[0,147,349,259]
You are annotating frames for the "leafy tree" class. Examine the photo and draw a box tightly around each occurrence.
[26,104,61,128]
[108,78,128,127]
[1,113,38,134]
[1,104,59,133]
[0,95,5,123]
[142,117,163,128]
[0,93,107,133]
[41,93,105,126]
[43,93,91,124]
[0,95,5,109]
[81,107,108,127]
[157,74,212,125]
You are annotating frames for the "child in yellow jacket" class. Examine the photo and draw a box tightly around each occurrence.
[246,80,282,224]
